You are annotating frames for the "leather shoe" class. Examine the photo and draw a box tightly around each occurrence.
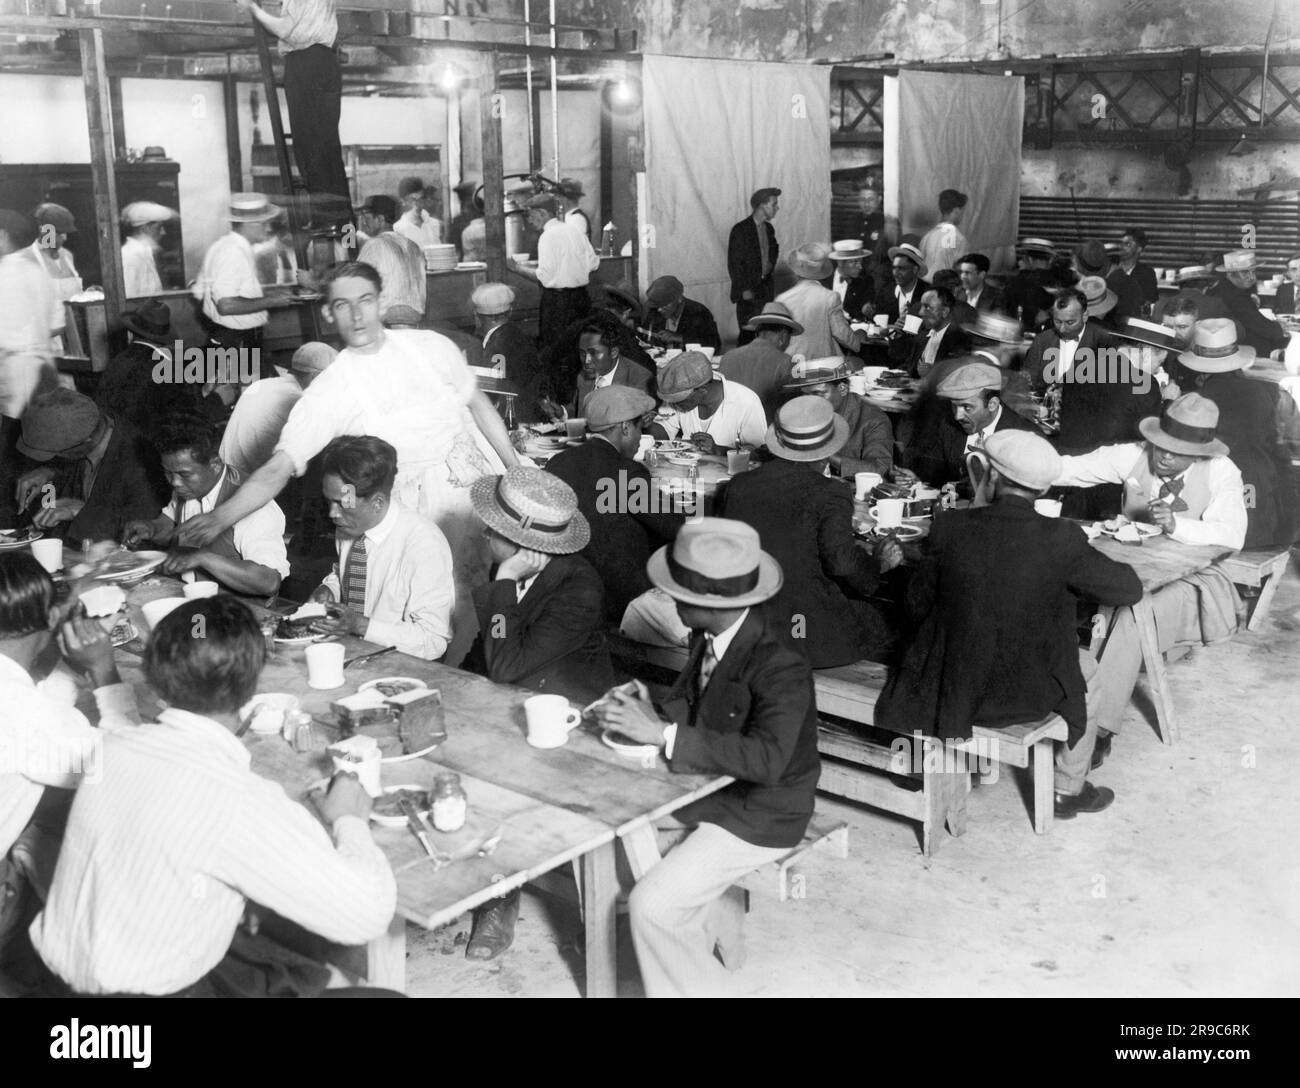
[1090,732,1113,771]
[466,888,521,961]
[1054,781,1115,820]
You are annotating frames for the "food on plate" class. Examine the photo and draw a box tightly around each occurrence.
[331,689,395,729]
[371,679,423,697]
[371,787,429,819]
[274,615,322,640]
[875,370,912,389]
[394,690,447,753]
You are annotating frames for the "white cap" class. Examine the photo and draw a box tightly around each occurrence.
[120,201,177,229]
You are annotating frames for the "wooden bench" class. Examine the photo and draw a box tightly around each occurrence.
[1216,547,1294,632]
[607,634,1063,851]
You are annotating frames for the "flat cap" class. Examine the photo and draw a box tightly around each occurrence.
[982,430,1061,493]
[32,202,76,234]
[18,388,101,461]
[936,359,1003,400]
[471,282,516,314]
[646,276,685,308]
[120,201,177,229]
[291,341,338,374]
[658,351,714,403]
[586,386,657,430]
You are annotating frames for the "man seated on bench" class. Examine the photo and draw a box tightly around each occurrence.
[1053,393,1248,765]
[594,518,820,995]
[877,432,1143,818]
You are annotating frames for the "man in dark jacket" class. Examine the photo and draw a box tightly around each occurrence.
[877,430,1143,818]
[462,466,614,961]
[1002,237,1059,331]
[643,276,721,353]
[888,286,971,378]
[545,386,683,623]
[784,360,893,478]
[473,282,544,420]
[594,517,820,996]
[727,188,780,343]
[718,302,799,420]
[565,320,656,420]
[719,396,901,667]
[1204,249,1289,357]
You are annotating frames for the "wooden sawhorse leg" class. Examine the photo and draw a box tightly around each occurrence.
[366,914,407,992]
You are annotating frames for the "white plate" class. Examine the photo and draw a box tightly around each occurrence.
[358,676,429,697]
[601,729,660,760]
[860,523,926,542]
[369,785,430,828]
[92,550,167,581]
[0,527,42,550]
[380,741,441,764]
[653,440,691,453]
[664,452,700,466]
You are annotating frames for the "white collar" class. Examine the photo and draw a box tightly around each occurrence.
[358,500,401,547]
[157,707,251,769]
[0,653,35,687]
[707,608,750,663]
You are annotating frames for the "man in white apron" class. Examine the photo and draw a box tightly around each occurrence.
[30,204,82,353]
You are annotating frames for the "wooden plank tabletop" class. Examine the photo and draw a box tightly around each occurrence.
[1087,534,1234,593]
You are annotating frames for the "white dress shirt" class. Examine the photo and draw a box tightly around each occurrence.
[219,375,304,478]
[195,231,267,330]
[321,501,456,660]
[162,466,291,580]
[656,377,767,449]
[1055,442,1247,548]
[275,0,338,53]
[0,655,137,861]
[663,608,750,758]
[394,209,443,248]
[536,218,599,289]
[0,246,54,418]
[32,707,395,995]
[964,404,1002,454]
[919,223,969,274]
[121,234,163,298]
[1054,334,1082,380]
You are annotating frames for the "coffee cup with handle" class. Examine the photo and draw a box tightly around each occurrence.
[524,694,583,749]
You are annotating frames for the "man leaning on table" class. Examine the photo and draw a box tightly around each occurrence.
[649,351,767,454]
[1052,393,1247,768]
[309,435,455,661]
[595,518,820,997]
[30,597,398,997]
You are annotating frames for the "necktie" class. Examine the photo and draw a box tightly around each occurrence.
[342,536,368,611]
[699,636,719,692]
[1157,476,1189,513]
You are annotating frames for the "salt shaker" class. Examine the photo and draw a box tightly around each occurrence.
[431,773,468,832]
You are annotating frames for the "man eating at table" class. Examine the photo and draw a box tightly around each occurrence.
[878,431,1143,817]
[30,597,398,996]
[308,435,455,661]
[122,409,289,598]
[596,518,820,996]
[1052,394,1248,767]
[648,351,767,454]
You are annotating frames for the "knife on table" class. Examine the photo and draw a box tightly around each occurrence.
[344,645,397,669]
[399,796,439,861]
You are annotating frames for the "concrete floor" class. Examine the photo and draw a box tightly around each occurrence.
[402,561,1300,998]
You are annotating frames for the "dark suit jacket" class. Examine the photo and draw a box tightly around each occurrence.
[1103,268,1144,323]
[719,459,886,668]
[1276,281,1297,314]
[873,278,932,325]
[876,495,1143,744]
[53,421,165,543]
[911,403,1038,488]
[484,321,545,422]
[465,553,615,705]
[718,338,793,422]
[1206,280,1288,356]
[968,285,1004,313]
[544,437,684,623]
[728,217,778,304]
[542,310,656,408]
[888,322,971,378]
[662,609,820,849]
[96,342,226,437]
[1111,261,1158,308]
[842,274,875,322]
[568,356,656,418]
[1001,269,1057,329]
[645,298,721,352]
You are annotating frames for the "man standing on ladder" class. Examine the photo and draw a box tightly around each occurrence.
[237,0,351,227]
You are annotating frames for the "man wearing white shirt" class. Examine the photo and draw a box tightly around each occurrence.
[310,435,455,661]
[122,410,290,598]
[507,192,598,355]
[31,596,396,996]
[1053,394,1247,767]
[393,176,443,248]
[0,210,55,427]
[119,201,176,298]
[649,352,767,454]
[918,189,970,275]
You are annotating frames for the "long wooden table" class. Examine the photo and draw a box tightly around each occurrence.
[101,574,732,996]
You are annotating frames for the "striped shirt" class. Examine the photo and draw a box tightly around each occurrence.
[31,708,396,995]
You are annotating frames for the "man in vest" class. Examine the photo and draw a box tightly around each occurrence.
[122,409,289,597]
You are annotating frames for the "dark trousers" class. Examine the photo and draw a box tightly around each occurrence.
[734,281,773,346]
[538,286,591,362]
[204,323,276,382]
[283,44,351,226]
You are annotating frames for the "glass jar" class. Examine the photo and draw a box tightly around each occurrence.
[431,773,468,832]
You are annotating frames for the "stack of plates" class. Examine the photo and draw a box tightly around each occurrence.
[423,244,457,272]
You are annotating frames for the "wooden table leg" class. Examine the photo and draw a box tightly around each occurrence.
[1132,596,1179,745]
[582,841,618,998]
[366,914,407,992]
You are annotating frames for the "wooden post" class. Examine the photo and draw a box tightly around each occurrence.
[223,76,244,196]
[479,50,507,283]
[79,27,124,327]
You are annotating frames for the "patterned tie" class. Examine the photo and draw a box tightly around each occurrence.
[699,636,719,693]
[1157,476,1189,513]
[342,536,368,611]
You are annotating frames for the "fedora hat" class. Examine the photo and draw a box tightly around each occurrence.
[18,389,102,462]
[658,352,714,403]
[1113,316,1180,353]
[828,239,868,261]
[982,431,1062,492]
[1215,249,1257,274]
[961,311,1024,345]
[789,242,834,281]
[647,517,782,609]
[1016,237,1056,257]
[887,242,928,276]
[471,467,590,555]
[1138,393,1229,458]
[1077,275,1117,317]
[1075,240,1110,275]
[1175,264,1215,285]
[120,299,172,341]
[765,395,849,462]
[228,192,279,223]
[601,282,641,313]
[784,357,849,390]
[743,301,803,335]
[1177,318,1256,374]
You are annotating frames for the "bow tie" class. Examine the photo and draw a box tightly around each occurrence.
[1157,476,1189,512]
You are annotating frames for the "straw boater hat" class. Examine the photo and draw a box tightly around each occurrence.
[1138,393,1229,458]
[1077,275,1118,317]
[471,466,590,554]
[647,517,782,609]
[789,242,834,281]
[1215,249,1257,274]
[743,301,803,335]
[886,242,928,277]
[1112,316,1180,353]
[765,395,849,462]
[657,352,714,403]
[961,311,1024,345]
[784,357,849,390]
[936,359,1003,400]
[120,299,172,342]
[228,192,279,223]
[1177,318,1256,374]
[981,430,1061,492]
[1175,264,1215,285]
[1015,237,1056,258]
[828,239,868,262]
[18,389,102,462]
